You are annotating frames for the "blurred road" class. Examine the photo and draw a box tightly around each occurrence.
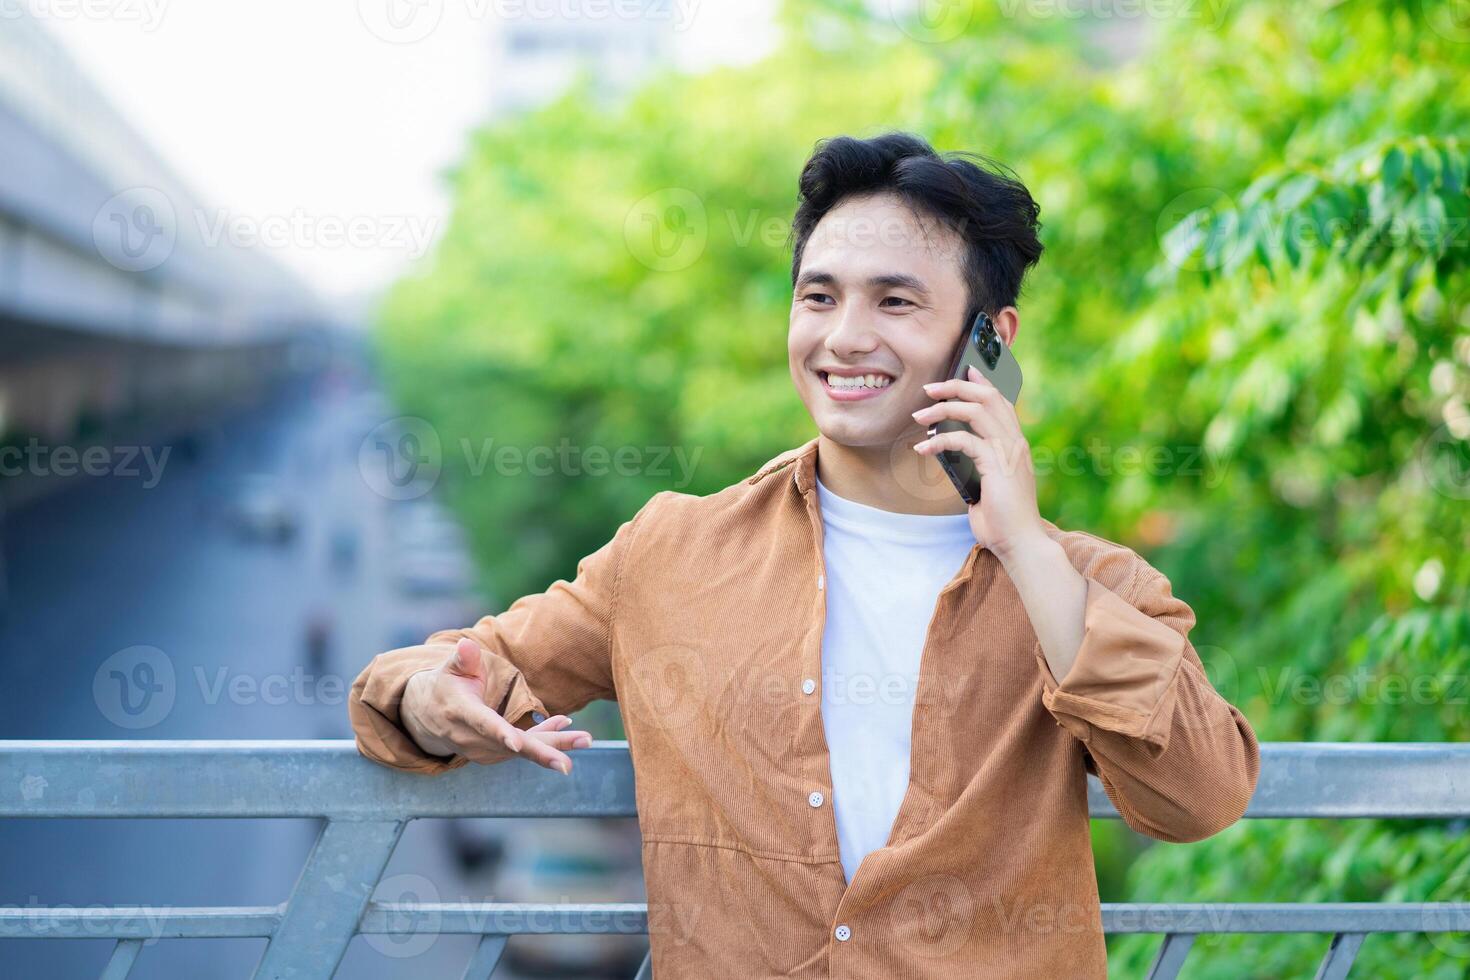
[0,373,624,978]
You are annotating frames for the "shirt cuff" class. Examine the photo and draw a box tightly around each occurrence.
[352,645,551,775]
[1034,575,1186,752]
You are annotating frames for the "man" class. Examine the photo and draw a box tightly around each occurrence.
[349,131,1260,978]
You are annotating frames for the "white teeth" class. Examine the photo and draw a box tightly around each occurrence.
[825,372,892,390]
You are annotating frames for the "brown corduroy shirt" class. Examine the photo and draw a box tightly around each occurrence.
[349,435,1261,979]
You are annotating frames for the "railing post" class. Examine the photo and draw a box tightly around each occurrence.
[1313,932,1366,980]
[1145,932,1194,980]
[460,935,509,980]
[98,939,144,980]
[251,819,404,980]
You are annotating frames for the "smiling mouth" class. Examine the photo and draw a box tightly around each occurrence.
[817,370,895,392]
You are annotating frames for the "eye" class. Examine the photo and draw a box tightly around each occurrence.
[801,292,835,305]
[880,296,914,308]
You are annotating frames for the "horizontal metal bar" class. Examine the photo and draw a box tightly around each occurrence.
[0,740,636,819]
[0,906,283,939]
[1102,903,1470,934]
[360,903,652,935]
[1100,741,1470,819]
[2,902,1465,939]
[2,741,1468,820]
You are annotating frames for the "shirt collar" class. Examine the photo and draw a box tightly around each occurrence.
[745,435,821,491]
[753,435,1003,591]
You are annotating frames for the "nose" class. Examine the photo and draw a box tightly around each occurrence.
[824,303,879,358]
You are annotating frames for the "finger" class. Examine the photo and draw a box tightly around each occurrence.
[526,714,572,732]
[448,637,483,678]
[452,697,525,754]
[914,429,986,462]
[922,375,1002,403]
[922,375,1014,429]
[537,729,594,751]
[915,432,1006,480]
[912,399,1007,442]
[514,733,575,775]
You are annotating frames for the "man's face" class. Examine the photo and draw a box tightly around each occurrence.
[788,192,972,451]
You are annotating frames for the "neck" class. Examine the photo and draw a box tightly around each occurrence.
[814,433,970,516]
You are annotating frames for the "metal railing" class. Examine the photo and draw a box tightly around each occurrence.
[1,740,1468,979]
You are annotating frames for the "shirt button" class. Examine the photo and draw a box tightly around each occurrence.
[834,924,852,942]
[802,678,816,695]
[808,790,824,808]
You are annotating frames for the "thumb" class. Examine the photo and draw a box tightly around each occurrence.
[448,637,484,678]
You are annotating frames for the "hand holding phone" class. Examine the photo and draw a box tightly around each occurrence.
[928,311,1023,505]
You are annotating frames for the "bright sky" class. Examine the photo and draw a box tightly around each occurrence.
[36,0,779,307]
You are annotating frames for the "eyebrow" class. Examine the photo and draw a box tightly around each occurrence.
[794,269,932,297]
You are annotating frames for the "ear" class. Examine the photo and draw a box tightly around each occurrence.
[991,306,1021,346]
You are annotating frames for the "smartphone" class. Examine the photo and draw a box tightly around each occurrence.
[928,311,1023,506]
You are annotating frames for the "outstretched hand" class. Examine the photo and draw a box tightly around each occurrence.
[400,637,592,774]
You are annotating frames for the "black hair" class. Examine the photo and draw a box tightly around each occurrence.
[788,131,1044,331]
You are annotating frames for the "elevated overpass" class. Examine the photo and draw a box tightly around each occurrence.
[0,11,328,469]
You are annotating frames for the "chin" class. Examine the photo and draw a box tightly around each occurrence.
[814,417,895,450]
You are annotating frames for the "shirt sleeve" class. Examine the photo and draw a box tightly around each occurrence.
[1033,566,1261,843]
[348,493,660,775]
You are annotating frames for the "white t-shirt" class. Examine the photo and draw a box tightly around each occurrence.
[815,474,977,884]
